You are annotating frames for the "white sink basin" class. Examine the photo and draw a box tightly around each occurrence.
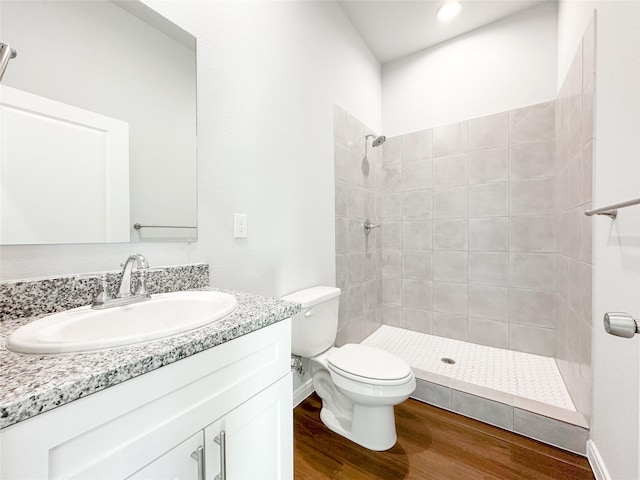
[6,291,237,355]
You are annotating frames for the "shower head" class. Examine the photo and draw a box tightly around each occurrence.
[0,43,17,82]
[366,134,386,148]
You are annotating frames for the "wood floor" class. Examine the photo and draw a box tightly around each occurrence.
[294,394,594,480]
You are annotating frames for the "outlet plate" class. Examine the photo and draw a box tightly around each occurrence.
[234,214,247,238]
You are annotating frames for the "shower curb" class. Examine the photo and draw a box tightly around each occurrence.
[411,372,589,456]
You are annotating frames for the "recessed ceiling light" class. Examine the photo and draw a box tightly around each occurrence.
[437,1,462,22]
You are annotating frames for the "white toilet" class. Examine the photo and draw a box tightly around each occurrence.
[282,286,416,451]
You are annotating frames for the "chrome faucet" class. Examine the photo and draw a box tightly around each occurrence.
[116,253,150,299]
[75,254,153,310]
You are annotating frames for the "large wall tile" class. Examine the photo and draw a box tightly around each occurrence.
[469,252,509,286]
[452,390,513,429]
[510,288,556,328]
[513,409,588,455]
[509,253,555,290]
[383,304,403,327]
[469,183,508,217]
[469,217,509,251]
[433,251,468,283]
[383,277,402,305]
[468,317,510,349]
[382,249,402,277]
[383,164,403,193]
[468,284,508,321]
[403,160,433,191]
[468,112,509,151]
[336,254,347,290]
[433,154,468,187]
[347,253,365,286]
[381,193,402,221]
[510,177,557,215]
[469,148,508,185]
[402,251,432,279]
[403,278,433,310]
[433,121,468,157]
[336,218,348,255]
[345,184,365,218]
[510,139,557,180]
[347,218,366,253]
[433,312,469,341]
[412,379,452,410]
[402,190,433,220]
[510,324,555,356]
[433,219,468,250]
[402,221,432,250]
[433,186,468,218]
[403,308,433,334]
[402,129,432,162]
[510,215,557,252]
[335,180,347,217]
[347,285,365,319]
[382,221,402,248]
[434,281,468,315]
[509,101,555,144]
[381,135,402,165]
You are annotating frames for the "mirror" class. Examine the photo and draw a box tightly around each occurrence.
[0,0,197,244]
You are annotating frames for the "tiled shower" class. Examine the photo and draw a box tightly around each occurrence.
[334,21,595,428]
[379,100,558,356]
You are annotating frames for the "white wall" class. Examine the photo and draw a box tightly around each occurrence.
[0,1,381,299]
[558,2,640,479]
[382,2,557,135]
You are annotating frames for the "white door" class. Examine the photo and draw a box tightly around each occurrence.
[0,85,130,243]
[127,431,204,480]
[204,375,293,480]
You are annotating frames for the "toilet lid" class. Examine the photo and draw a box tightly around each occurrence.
[327,344,412,384]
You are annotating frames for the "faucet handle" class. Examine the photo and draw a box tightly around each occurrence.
[74,273,111,307]
[135,266,162,297]
[136,269,151,297]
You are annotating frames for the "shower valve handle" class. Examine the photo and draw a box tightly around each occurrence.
[363,217,380,234]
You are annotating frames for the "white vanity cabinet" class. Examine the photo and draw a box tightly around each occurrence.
[128,431,205,480]
[0,319,293,480]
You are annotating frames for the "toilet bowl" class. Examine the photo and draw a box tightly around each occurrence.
[282,286,416,451]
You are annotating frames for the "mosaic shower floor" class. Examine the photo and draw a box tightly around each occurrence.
[362,325,576,411]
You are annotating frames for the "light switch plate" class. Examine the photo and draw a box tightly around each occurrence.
[234,214,247,238]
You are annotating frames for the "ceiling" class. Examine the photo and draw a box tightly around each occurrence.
[337,0,550,64]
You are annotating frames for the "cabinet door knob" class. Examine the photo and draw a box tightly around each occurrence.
[190,445,205,480]
[214,430,227,480]
[604,312,640,338]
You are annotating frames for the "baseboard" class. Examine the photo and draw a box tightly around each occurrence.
[293,378,314,408]
[587,440,611,480]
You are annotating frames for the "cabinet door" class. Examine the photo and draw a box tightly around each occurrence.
[204,374,292,480]
[127,431,204,480]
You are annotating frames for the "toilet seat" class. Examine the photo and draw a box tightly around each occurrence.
[327,344,413,386]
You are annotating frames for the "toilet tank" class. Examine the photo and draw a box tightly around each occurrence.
[281,286,341,358]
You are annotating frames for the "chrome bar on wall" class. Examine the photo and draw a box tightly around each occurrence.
[584,197,640,219]
[0,43,17,82]
[133,223,196,230]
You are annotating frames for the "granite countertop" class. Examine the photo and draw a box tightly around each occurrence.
[0,288,300,429]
